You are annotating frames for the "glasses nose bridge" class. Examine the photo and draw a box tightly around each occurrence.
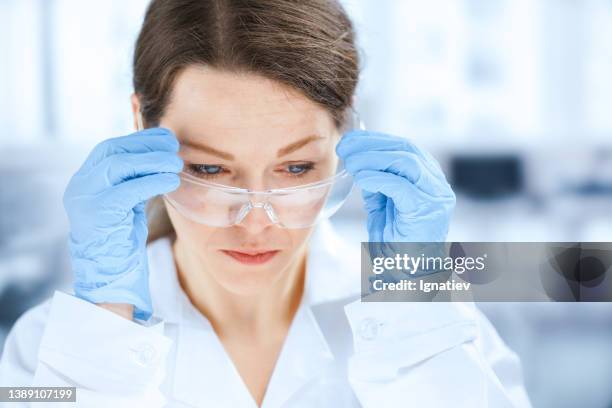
[234,196,279,226]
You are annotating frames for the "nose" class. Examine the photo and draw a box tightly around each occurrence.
[237,173,270,192]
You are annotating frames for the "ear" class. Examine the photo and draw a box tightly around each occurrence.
[130,93,141,131]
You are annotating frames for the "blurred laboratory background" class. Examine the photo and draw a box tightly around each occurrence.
[1,0,612,406]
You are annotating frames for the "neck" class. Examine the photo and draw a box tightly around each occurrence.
[173,240,307,341]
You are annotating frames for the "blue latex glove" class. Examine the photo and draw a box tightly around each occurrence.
[63,128,183,320]
[336,130,455,243]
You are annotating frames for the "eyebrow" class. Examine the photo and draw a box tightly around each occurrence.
[180,140,234,160]
[180,135,325,160]
[276,135,325,157]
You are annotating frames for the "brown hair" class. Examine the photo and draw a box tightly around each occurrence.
[133,0,360,241]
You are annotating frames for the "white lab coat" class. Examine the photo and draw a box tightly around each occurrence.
[0,220,531,407]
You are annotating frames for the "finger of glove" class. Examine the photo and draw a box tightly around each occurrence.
[353,170,417,215]
[101,172,181,212]
[346,150,450,198]
[359,190,386,243]
[344,150,442,193]
[337,130,418,157]
[133,202,149,242]
[91,151,183,187]
[362,190,387,214]
[337,131,445,178]
[82,128,179,170]
[355,168,455,212]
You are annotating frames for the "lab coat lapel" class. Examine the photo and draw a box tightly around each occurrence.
[261,220,360,407]
[261,304,335,408]
[173,300,259,408]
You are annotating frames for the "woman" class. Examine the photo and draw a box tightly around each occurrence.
[0,0,531,406]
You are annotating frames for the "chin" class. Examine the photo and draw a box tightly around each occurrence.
[210,251,292,295]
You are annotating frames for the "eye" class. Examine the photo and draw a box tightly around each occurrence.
[285,162,315,177]
[186,164,226,178]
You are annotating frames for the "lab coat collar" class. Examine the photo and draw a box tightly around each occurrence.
[301,220,361,306]
[147,235,182,325]
[261,304,335,407]
[146,220,360,407]
[170,294,336,408]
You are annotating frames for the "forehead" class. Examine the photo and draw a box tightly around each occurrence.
[161,65,336,145]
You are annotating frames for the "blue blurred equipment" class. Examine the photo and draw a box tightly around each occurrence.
[62,129,183,320]
[336,131,455,242]
[450,155,524,198]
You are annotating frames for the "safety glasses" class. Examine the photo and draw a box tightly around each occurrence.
[138,110,364,229]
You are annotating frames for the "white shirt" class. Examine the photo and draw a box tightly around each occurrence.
[0,221,531,407]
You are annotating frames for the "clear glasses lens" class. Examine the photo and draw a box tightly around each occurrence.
[164,166,353,229]
[164,181,250,227]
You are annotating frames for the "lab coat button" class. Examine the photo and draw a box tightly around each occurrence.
[358,317,381,341]
[132,343,158,367]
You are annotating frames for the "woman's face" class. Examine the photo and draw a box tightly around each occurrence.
[153,65,340,295]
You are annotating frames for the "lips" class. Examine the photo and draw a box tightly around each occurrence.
[220,249,280,265]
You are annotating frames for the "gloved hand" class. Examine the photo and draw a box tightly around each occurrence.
[336,130,455,243]
[63,128,183,320]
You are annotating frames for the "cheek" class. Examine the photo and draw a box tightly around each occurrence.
[287,229,313,249]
